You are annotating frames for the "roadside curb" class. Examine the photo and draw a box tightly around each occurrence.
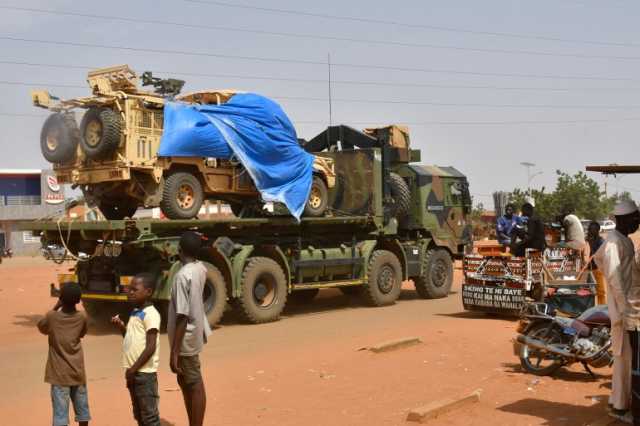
[366,337,422,353]
[406,389,481,423]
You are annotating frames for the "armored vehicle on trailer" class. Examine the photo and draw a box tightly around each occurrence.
[32,65,334,220]
[26,122,472,326]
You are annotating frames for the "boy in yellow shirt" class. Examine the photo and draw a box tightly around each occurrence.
[112,273,161,426]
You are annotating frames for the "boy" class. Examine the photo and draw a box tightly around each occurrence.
[37,282,91,426]
[168,231,211,426]
[112,273,161,426]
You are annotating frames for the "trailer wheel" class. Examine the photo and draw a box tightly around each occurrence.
[289,288,319,304]
[160,172,204,219]
[203,263,228,327]
[361,250,402,306]
[413,248,453,299]
[80,107,122,160]
[303,176,329,217]
[40,113,79,164]
[235,257,287,323]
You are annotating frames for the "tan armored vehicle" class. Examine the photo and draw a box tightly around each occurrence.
[32,65,334,219]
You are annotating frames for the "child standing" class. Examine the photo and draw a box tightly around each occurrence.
[37,282,91,426]
[112,273,161,426]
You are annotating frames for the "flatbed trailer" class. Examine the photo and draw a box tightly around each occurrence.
[24,213,460,325]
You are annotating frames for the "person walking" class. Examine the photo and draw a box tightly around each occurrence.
[167,231,211,426]
[595,200,640,423]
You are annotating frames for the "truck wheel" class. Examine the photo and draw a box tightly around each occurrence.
[40,113,79,163]
[161,172,204,219]
[235,257,287,323]
[80,107,122,160]
[361,250,402,306]
[99,200,138,220]
[203,263,228,327]
[289,288,319,304]
[413,248,453,299]
[303,176,329,217]
[385,173,411,219]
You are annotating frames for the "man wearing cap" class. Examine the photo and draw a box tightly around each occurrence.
[595,200,640,423]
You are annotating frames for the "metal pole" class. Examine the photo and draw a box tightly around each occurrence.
[327,52,333,127]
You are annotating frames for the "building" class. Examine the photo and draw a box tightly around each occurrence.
[0,169,66,255]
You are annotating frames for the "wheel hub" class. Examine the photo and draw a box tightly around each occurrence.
[84,119,102,147]
[253,276,276,307]
[431,259,447,288]
[378,265,396,294]
[46,128,60,151]
[308,186,322,209]
[177,184,195,209]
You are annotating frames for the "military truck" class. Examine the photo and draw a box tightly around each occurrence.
[25,124,472,326]
[32,65,335,220]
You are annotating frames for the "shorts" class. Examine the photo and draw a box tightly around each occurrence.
[177,355,202,386]
[51,384,91,426]
[127,372,160,426]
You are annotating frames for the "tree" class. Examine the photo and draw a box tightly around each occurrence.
[508,170,613,222]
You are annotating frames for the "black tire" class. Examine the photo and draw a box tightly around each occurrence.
[40,113,79,163]
[80,108,122,160]
[519,323,564,376]
[413,248,453,299]
[385,172,411,219]
[160,172,205,219]
[99,200,138,220]
[202,263,228,327]
[361,250,402,306]
[234,257,287,324]
[339,286,362,296]
[289,288,319,304]
[303,176,329,217]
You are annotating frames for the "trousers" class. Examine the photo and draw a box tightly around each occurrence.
[611,332,632,411]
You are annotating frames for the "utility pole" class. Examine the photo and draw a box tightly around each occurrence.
[327,53,332,127]
[520,162,543,193]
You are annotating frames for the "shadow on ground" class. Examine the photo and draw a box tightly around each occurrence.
[436,311,518,321]
[498,396,610,425]
[501,362,607,383]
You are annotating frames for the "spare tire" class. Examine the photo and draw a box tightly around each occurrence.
[40,113,79,164]
[80,107,122,160]
[385,172,411,219]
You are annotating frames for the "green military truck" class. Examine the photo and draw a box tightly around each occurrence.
[25,124,472,326]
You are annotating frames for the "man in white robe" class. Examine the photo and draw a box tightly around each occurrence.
[595,200,640,423]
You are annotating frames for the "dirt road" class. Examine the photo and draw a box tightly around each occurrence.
[0,257,619,425]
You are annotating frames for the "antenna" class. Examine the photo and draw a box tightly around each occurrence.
[327,52,333,126]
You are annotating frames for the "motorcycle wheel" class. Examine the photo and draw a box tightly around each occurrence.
[519,323,565,376]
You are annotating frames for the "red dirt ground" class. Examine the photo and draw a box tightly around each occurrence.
[0,257,623,425]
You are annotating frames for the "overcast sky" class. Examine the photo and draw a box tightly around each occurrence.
[1,0,640,208]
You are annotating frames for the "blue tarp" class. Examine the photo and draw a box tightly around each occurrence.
[158,93,314,219]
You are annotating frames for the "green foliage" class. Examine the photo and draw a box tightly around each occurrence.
[509,170,620,222]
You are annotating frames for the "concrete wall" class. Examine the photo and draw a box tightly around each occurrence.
[0,221,42,256]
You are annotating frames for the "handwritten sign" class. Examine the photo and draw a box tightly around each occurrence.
[462,284,525,313]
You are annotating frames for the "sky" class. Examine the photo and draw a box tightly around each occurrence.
[1,0,640,209]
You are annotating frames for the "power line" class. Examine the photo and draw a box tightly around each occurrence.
[184,0,640,48]
[3,112,640,126]
[6,80,640,110]
[0,60,640,92]
[4,60,640,91]
[3,6,640,61]
[0,37,637,82]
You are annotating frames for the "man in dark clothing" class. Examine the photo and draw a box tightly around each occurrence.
[511,202,546,257]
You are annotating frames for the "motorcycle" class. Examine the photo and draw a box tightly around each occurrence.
[514,302,612,376]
